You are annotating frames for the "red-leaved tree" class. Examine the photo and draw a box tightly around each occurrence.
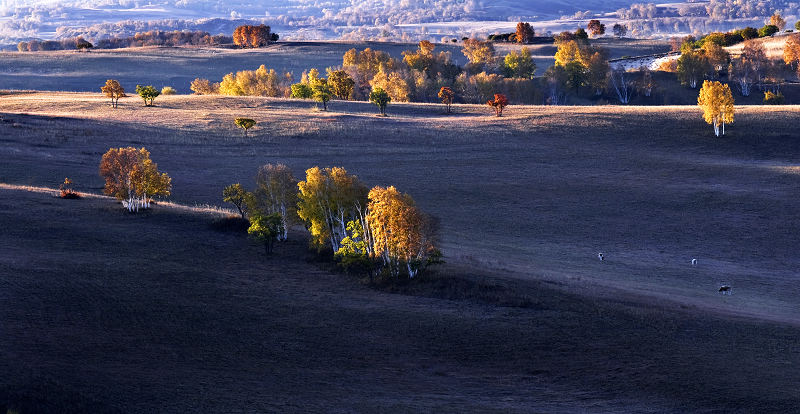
[486,94,509,117]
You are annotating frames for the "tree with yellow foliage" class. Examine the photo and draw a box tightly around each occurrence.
[784,35,800,78]
[697,80,735,137]
[297,166,369,253]
[369,64,410,102]
[366,186,438,278]
[101,79,125,108]
[461,38,496,74]
[769,13,786,31]
[99,147,171,212]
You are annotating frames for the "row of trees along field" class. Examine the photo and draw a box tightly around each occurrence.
[17,30,232,52]
[224,165,441,279]
[187,21,800,106]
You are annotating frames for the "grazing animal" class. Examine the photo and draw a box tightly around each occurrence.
[597,252,604,261]
[718,285,732,295]
[691,258,697,266]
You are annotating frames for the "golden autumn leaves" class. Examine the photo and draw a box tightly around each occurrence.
[99,147,172,212]
[697,80,735,137]
[297,166,437,278]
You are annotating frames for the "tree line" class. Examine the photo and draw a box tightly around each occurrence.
[17,30,232,52]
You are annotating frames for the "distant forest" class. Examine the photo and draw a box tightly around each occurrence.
[16,30,233,52]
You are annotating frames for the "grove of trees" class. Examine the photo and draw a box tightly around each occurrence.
[99,147,171,212]
[232,25,277,48]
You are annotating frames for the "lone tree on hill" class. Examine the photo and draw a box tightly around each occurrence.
[515,22,535,44]
[587,20,606,37]
[234,118,256,137]
[135,85,159,106]
[370,87,391,116]
[769,13,786,30]
[101,79,125,108]
[233,24,273,48]
[438,87,455,113]
[223,183,251,219]
[697,80,735,137]
[612,23,627,38]
[486,93,509,117]
[99,147,171,212]
[75,37,93,51]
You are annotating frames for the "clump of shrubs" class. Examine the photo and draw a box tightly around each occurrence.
[161,86,177,95]
[59,177,80,199]
[763,91,785,105]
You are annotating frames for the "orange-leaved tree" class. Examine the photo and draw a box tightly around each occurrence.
[486,93,509,116]
[515,22,535,44]
[438,86,455,113]
[99,147,171,212]
[697,80,735,137]
[366,186,438,278]
[101,79,125,108]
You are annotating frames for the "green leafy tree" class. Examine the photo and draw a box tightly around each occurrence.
[327,69,355,99]
[248,213,284,255]
[223,183,251,219]
[234,118,256,137]
[135,85,160,106]
[370,87,391,116]
[564,61,588,90]
[312,79,333,110]
[134,84,159,103]
[758,25,779,37]
[290,83,313,99]
[502,47,536,78]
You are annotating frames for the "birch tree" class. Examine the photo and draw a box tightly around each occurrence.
[610,67,634,103]
[297,166,369,253]
[254,163,298,241]
[99,147,171,212]
[697,80,735,137]
[366,186,437,278]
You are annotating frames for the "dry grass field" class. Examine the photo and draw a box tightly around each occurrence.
[2,92,800,412]
[0,39,673,94]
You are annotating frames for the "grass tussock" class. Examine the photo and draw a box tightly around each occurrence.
[209,215,250,232]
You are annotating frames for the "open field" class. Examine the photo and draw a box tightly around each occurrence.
[2,92,800,411]
[0,39,674,94]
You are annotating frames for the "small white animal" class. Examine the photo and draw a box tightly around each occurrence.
[597,252,604,261]
[691,258,697,266]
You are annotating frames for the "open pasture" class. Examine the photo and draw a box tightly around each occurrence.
[2,92,800,411]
